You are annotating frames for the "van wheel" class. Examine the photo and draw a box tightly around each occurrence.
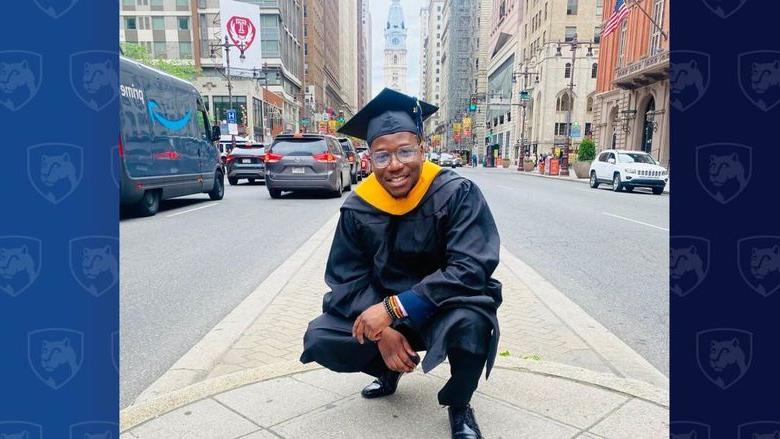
[652,187,664,195]
[135,190,160,217]
[333,176,343,198]
[228,177,238,186]
[209,171,225,200]
[269,188,282,199]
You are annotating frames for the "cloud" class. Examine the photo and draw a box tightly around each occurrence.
[370,0,423,98]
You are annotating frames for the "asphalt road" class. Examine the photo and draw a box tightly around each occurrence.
[120,167,668,407]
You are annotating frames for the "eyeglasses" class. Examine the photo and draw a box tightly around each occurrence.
[370,146,421,169]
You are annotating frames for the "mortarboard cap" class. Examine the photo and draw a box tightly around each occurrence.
[337,88,438,145]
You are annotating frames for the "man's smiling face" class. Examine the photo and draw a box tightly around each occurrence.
[370,131,424,198]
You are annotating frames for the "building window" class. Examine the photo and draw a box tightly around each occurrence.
[596,0,603,16]
[649,0,665,55]
[179,41,192,59]
[544,2,547,20]
[565,26,576,42]
[176,0,188,6]
[136,0,147,5]
[586,96,593,112]
[585,122,592,136]
[152,16,165,30]
[617,20,628,67]
[554,122,572,135]
[125,17,137,29]
[591,63,598,78]
[594,26,601,44]
[123,0,134,6]
[153,41,167,58]
[150,0,162,6]
[393,55,398,64]
[556,93,571,111]
[564,62,572,78]
[567,0,577,15]
[178,17,189,30]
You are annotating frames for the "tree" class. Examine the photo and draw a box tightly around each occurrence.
[577,138,596,162]
[121,43,200,80]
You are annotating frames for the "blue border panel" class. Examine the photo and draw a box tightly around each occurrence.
[0,1,118,437]
[672,1,780,437]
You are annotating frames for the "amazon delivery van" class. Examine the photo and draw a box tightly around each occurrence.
[119,56,224,216]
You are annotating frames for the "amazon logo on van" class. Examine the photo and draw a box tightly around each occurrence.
[147,99,192,132]
[120,84,144,102]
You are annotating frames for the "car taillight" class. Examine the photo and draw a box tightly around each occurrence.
[313,152,337,162]
[226,155,236,163]
[118,135,124,157]
[265,153,283,163]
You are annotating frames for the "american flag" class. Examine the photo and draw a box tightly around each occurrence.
[602,0,631,37]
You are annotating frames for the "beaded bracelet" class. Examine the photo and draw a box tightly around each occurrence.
[383,296,400,321]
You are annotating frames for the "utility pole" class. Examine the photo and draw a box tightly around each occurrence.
[210,35,246,150]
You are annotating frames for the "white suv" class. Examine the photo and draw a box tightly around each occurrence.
[589,149,668,194]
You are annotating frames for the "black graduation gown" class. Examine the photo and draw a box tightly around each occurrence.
[314,168,502,378]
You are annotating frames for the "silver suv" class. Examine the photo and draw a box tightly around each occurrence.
[265,134,352,199]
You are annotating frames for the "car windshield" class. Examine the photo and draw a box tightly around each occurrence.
[271,139,327,156]
[338,140,354,152]
[618,152,656,164]
[440,153,453,159]
[230,146,264,156]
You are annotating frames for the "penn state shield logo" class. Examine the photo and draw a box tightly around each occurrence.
[28,328,84,390]
[111,330,119,373]
[697,328,752,389]
[69,421,118,439]
[670,51,710,112]
[33,0,79,19]
[27,143,84,204]
[0,51,42,112]
[70,236,119,298]
[670,236,710,297]
[738,236,780,298]
[70,51,118,112]
[739,421,780,439]
[0,421,43,439]
[0,236,42,298]
[670,421,711,439]
[696,143,751,204]
[701,0,747,18]
[738,51,780,112]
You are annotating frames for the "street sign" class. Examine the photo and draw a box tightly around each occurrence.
[519,90,530,101]
[300,118,311,126]
[228,123,238,135]
[226,109,237,124]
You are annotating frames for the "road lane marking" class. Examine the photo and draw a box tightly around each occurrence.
[602,212,669,231]
[166,203,219,218]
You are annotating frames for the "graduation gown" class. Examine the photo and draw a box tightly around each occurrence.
[312,162,502,377]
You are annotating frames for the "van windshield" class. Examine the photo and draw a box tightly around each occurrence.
[271,139,327,156]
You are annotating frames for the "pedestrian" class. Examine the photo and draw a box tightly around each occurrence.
[300,88,501,439]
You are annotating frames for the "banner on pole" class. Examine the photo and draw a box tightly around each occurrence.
[220,0,262,77]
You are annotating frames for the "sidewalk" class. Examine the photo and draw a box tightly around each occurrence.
[121,215,668,438]
[490,165,671,193]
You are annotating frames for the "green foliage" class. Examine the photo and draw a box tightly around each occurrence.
[577,138,596,162]
[499,350,511,357]
[121,43,200,80]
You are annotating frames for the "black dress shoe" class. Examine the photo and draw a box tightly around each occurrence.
[360,370,402,398]
[448,405,483,439]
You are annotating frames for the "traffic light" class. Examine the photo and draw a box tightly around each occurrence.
[468,96,478,112]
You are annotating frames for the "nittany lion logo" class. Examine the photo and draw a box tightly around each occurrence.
[0,236,41,298]
[70,236,119,298]
[701,0,747,18]
[739,422,780,439]
[670,236,710,297]
[69,422,117,439]
[27,143,84,204]
[33,0,79,18]
[28,328,84,390]
[738,236,780,298]
[739,51,780,112]
[0,422,42,439]
[70,51,118,112]
[0,51,42,112]
[671,51,710,112]
[671,421,711,439]
[696,143,751,204]
[697,328,752,389]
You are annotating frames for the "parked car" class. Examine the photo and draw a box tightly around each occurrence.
[337,137,360,183]
[119,56,224,217]
[452,154,464,167]
[589,149,668,194]
[226,142,265,185]
[428,152,440,164]
[357,149,372,178]
[439,153,455,168]
[264,133,352,198]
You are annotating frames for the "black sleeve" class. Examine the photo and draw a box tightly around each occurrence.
[322,209,380,319]
[411,180,500,305]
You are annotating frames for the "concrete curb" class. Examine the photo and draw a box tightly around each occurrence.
[500,246,669,388]
[119,356,668,433]
[493,166,671,193]
[132,213,341,404]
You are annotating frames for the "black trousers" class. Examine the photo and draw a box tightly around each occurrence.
[300,308,491,407]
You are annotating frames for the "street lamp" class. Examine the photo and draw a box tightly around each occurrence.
[210,35,247,149]
[512,65,539,171]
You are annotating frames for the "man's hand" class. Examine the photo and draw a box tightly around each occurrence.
[352,302,392,344]
[377,327,418,373]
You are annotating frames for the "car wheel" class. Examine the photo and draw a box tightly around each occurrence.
[345,174,352,192]
[268,188,282,199]
[135,190,160,217]
[208,170,225,200]
[351,170,358,184]
[228,177,238,185]
[333,175,343,198]
[652,187,664,195]
[612,173,623,192]
[248,178,256,184]
[589,171,599,188]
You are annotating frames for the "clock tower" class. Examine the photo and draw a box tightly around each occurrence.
[384,0,407,92]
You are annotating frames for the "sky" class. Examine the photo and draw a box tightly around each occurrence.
[370,0,423,99]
